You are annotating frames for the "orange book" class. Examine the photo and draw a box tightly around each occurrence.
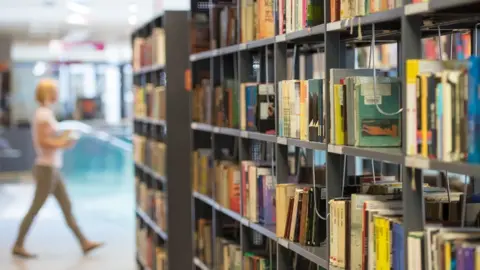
[330,0,340,22]
[229,166,241,213]
[257,0,275,39]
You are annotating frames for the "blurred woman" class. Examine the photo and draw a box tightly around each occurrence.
[12,78,103,258]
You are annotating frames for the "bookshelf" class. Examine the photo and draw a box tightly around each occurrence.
[131,4,192,270]
[188,0,480,270]
[133,0,480,269]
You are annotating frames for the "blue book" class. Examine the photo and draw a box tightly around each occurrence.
[437,83,443,160]
[393,222,405,270]
[246,85,258,131]
[468,57,480,163]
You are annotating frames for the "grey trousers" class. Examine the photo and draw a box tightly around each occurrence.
[14,165,86,247]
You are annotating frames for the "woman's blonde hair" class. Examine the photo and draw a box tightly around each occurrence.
[35,78,57,105]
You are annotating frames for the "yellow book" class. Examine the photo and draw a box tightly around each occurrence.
[374,216,383,270]
[329,200,338,266]
[200,155,208,194]
[382,218,391,270]
[192,151,199,191]
[334,84,345,145]
[475,247,480,270]
[444,241,451,270]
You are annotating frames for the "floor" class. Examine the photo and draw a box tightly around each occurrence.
[0,136,136,270]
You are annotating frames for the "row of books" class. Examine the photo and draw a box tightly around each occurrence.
[132,28,165,71]
[212,6,238,48]
[192,149,277,224]
[328,70,401,147]
[193,78,211,124]
[193,79,277,133]
[241,161,276,224]
[136,176,167,233]
[278,70,401,147]
[278,79,325,141]
[324,175,476,270]
[406,56,480,164]
[192,149,213,196]
[134,84,166,120]
[330,0,401,23]
[276,184,327,246]
[136,222,167,270]
[278,0,323,34]
[133,135,166,178]
[408,227,480,270]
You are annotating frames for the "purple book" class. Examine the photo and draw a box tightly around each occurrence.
[261,175,276,225]
[463,247,475,270]
[457,246,465,270]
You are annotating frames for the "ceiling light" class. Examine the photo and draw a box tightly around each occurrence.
[67,1,90,14]
[128,15,137,25]
[33,62,47,77]
[66,13,88,25]
[49,40,64,53]
[129,4,138,13]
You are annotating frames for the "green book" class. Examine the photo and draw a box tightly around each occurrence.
[351,76,402,147]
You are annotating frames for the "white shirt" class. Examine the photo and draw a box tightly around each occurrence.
[32,106,63,168]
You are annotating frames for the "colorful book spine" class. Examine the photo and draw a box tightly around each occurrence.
[468,56,480,163]
[246,84,258,131]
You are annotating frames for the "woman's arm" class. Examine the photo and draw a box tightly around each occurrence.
[37,122,72,149]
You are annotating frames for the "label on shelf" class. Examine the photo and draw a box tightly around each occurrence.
[212,49,218,56]
[184,69,192,91]
[239,43,247,50]
[240,131,248,138]
[275,34,286,42]
[278,238,289,248]
[327,20,342,31]
[191,123,197,129]
[405,2,429,15]
[277,137,287,144]
[213,127,220,133]
[405,156,430,169]
[328,144,343,154]
[241,218,249,226]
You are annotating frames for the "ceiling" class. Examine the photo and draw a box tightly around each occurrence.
[0,0,154,43]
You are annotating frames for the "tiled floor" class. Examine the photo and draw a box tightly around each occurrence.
[0,174,135,270]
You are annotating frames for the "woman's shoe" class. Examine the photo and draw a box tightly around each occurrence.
[82,241,104,255]
[12,246,37,259]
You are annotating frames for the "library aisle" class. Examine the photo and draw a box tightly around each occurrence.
[0,134,135,270]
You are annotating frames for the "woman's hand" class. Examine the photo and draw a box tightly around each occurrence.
[61,130,72,139]
[64,138,77,149]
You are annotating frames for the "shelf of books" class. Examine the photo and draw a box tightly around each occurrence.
[132,4,192,270]
[188,0,480,269]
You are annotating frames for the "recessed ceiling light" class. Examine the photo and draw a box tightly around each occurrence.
[33,61,47,77]
[129,4,138,13]
[128,15,137,25]
[66,2,90,14]
[66,13,88,25]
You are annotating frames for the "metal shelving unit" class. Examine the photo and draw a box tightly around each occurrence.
[132,2,192,270]
[186,0,480,269]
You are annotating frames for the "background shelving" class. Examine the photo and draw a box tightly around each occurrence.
[132,5,192,270]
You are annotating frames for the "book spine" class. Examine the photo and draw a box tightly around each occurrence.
[468,57,480,163]
[406,60,419,156]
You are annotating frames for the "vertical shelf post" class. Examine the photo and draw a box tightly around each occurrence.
[400,5,424,269]
[164,10,194,270]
